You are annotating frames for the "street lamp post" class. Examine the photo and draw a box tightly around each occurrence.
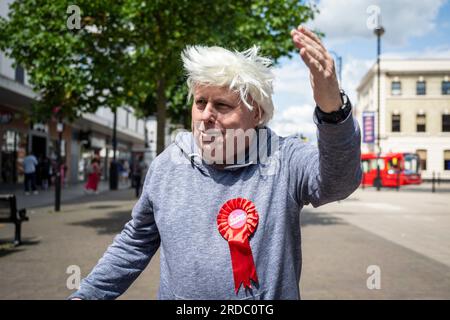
[55,118,64,212]
[374,24,385,191]
[109,108,118,190]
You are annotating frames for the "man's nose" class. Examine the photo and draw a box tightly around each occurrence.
[201,102,216,124]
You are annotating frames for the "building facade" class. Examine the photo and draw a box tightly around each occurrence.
[0,0,181,188]
[356,58,450,180]
[1,45,158,187]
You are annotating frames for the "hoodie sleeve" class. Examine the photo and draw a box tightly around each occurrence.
[68,164,161,300]
[284,109,362,208]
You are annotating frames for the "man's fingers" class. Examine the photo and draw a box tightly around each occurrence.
[297,25,326,52]
[295,32,328,64]
[305,44,327,71]
[292,29,324,56]
[295,26,334,63]
[299,47,324,74]
[292,32,327,71]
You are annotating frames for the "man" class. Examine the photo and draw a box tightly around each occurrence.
[40,156,51,190]
[69,26,361,300]
[23,151,39,195]
[133,155,148,198]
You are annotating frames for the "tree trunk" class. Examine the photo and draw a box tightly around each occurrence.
[156,77,166,155]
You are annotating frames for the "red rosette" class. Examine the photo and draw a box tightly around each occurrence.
[217,197,259,294]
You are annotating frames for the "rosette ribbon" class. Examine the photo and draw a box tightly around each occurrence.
[217,197,259,294]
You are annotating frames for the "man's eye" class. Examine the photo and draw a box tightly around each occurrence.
[217,103,231,110]
[196,100,206,107]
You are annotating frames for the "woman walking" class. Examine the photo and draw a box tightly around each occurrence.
[84,158,101,194]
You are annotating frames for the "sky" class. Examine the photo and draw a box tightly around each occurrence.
[269,0,450,141]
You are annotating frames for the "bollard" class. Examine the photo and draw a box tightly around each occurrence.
[397,171,400,191]
[432,171,435,193]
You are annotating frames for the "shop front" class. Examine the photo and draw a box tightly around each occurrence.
[0,106,29,186]
[0,105,73,188]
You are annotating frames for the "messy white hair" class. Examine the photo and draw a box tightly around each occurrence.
[181,45,275,126]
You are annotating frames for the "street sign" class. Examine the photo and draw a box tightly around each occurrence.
[362,112,375,144]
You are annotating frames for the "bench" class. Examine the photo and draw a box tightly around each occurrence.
[0,194,29,245]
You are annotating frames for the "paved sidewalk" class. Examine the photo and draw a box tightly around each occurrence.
[314,186,450,267]
[1,186,449,299]
[0,180,132,210]
[0,188,157,300]
[300,207,450,299]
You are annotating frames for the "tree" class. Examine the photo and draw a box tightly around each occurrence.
[121,0,318,154]
[0,1,137,119]
[0,0,134,206]
[0,0,318,157]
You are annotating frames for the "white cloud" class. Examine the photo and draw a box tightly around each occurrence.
[269,104,317,141]
[270,58,317,140]
[272,58,312,97]
[270,55,373,140]
[267,0,448,143]
[309,0,446,46]
[341,56,373,102]
[269,54,373,141]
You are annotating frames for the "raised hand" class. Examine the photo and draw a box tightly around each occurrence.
[291,26,342,113]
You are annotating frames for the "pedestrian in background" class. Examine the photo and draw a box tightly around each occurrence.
[23,151,38,195]
[122,159,130,186]
[40,156,51,190]
[133,155,147,198]
[84,158,101,194]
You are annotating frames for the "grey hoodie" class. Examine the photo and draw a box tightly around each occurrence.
[69,111,361,300]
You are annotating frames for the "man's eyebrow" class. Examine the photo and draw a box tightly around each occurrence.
[213,98,235,105]
[193,95,237,105]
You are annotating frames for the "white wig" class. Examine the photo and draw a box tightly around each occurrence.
[181,45,275,126]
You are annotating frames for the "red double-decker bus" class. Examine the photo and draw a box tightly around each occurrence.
[361,152,422,187]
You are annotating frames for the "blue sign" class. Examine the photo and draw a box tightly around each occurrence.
[362,112,375,144]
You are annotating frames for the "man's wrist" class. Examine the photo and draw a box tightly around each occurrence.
[315,90,351,124]
[317,95,343,113]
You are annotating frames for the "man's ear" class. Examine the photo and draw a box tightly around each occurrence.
[253,104,263,126]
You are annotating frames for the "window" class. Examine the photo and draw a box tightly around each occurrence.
[387,157,401,171]
[416,149,427,171]
[442,81,450,95]
[404,154,419,174]
[416,81,426,95]
[392,114,401,132]
[445,150,450,171]
[15,66,24,84]
[362,160,370,173]
[376,158,385,170]
[1,130,25,184]
[443,114,450,132]
[416,114,426,132]
[391,81,401,95]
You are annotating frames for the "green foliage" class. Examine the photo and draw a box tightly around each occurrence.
[0,0,317,148]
